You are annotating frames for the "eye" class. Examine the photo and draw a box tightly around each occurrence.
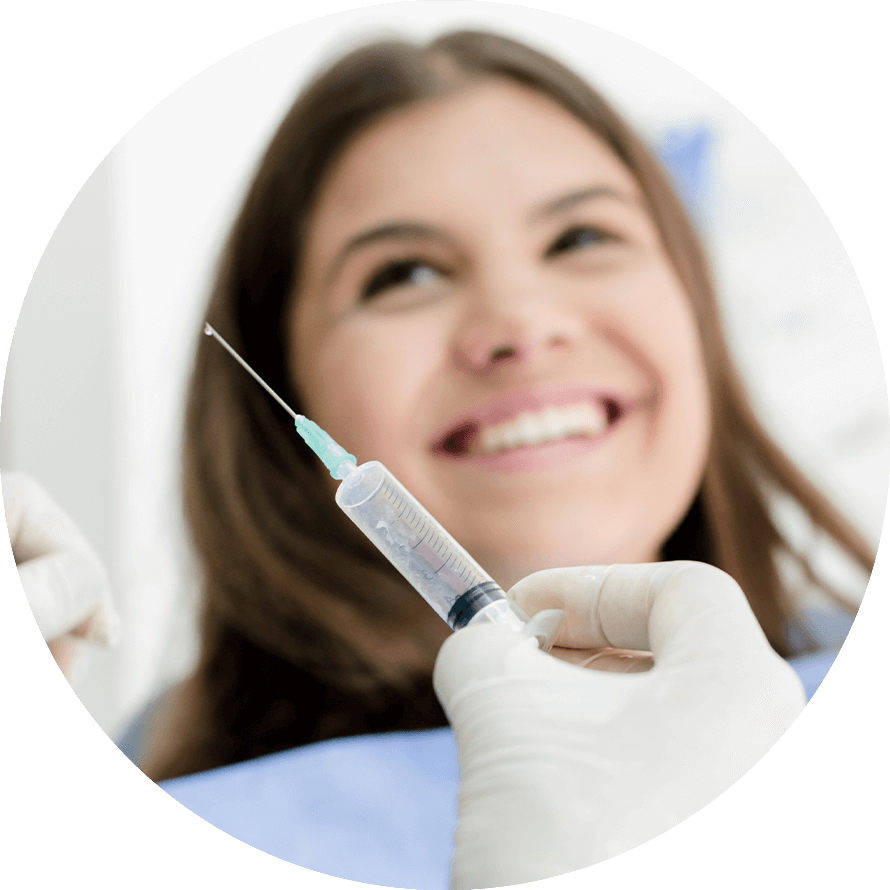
[360,259,443,301]
[545,225,611,257]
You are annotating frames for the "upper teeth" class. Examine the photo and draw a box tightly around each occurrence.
[473,402,609,455]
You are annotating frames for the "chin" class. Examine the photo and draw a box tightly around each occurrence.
[474,518,669,590]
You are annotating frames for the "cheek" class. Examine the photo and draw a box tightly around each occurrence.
[648,289,712,506]
[616,263,709,405]
[612,263,712,490]
[301,315,447,463]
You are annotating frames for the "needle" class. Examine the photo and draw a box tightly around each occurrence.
[203,322,302,424]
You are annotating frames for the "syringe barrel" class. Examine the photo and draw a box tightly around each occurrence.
[334,460,524,632]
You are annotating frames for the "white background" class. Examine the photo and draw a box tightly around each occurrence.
[2,0,886,739]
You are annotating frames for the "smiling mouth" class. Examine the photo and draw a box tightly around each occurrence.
[435,398,626,458]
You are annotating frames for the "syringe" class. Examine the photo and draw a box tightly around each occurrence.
[204,323,563,648]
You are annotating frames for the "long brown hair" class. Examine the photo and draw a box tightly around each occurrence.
[146,31,873,781]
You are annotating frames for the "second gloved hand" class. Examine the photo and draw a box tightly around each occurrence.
[433,561,806,889]
[3,471,120,679]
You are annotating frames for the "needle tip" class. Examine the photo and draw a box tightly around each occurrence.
[203,322,214,336]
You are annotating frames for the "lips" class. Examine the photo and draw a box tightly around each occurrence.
[432,384,635,458]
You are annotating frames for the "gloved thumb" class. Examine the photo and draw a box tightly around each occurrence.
[433,620,567,723]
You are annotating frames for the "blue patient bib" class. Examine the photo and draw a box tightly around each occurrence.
[162,727,459,890]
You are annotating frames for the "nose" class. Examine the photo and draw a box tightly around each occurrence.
[451,276,586,374]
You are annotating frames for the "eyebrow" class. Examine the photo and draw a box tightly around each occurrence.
[325,185,637,285]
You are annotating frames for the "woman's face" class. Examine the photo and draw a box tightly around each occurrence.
[290,80,710,590]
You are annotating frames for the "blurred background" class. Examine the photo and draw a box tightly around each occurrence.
[1,3,886,740]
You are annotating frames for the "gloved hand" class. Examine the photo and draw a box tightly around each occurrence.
[3,471,120,679]
[434,561,806,889]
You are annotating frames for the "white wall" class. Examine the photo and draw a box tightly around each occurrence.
[1,160,123,729]
[2,3,887,737]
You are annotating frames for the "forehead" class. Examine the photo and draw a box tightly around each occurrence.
[308,79,641,236]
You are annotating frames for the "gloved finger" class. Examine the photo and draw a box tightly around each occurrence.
[434,621,571,718]
[3,471,93,561]
[3,471,121,645]
[507,561,771,665]
[18,550,114,642]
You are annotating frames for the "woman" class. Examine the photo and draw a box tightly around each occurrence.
[142,29,871,783]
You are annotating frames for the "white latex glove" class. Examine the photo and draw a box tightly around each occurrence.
[3,471,120,678]
[434,561,806,889]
